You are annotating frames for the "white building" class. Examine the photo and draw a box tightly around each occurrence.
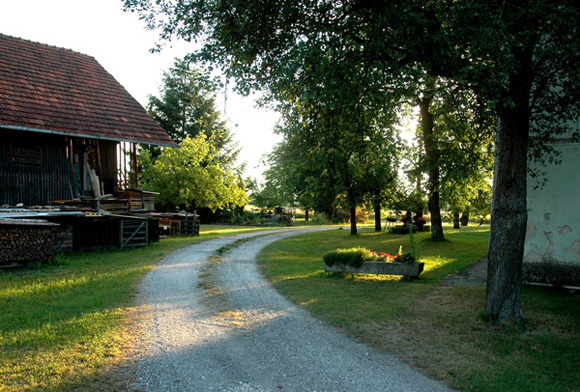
[524,137,580,287]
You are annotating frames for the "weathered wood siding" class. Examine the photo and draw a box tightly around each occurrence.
[0,131,73,205]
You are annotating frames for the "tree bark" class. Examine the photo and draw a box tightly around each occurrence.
[485,49,533,326]
[350,205,358,235]
[304,209,309,222]
[460,207,469,226]
[453,212,460,229]
[419,96,445,241]
[374,195,382,232]
[348,188,357,235]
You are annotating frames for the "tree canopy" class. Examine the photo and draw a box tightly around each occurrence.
[147,58,240,169]
[125,0,580,325]
[140,135,248,211]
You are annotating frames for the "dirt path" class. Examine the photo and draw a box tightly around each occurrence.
[134,228,453,391]
[441,258,487,287]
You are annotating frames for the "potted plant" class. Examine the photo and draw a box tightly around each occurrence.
[323,246,424,278]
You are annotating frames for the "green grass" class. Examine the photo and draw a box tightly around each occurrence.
[257,225,580,392]
[3,223,578,392]
[0,224,269,392]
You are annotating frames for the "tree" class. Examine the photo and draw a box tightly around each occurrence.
[147,58,240,169]
[434,83,495,228]
[248,182,285,223]
[262,142,335,219]
[272,79,399,235]
[140,135,248,211]
[470,184,493,226]
[125,0,580,325]
[439,1,580,325]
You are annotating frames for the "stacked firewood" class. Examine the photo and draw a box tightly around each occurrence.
[0,220,59,264]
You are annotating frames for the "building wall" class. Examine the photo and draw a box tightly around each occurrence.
[0,131,73,205]
[524,142,580,286]
[0,130,120,206]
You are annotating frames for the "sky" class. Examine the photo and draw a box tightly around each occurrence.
[0,0,281,180]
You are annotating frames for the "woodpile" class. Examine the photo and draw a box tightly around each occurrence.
[0,219,59,264]
[118,189,158,211]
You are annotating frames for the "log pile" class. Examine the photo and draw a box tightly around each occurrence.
[0,219,59,264]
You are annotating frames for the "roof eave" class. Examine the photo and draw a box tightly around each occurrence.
[0,124,178,147]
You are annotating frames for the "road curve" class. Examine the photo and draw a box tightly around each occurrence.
[135,228,453,392]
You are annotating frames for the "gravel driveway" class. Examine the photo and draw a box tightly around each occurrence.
[135,228,453,392]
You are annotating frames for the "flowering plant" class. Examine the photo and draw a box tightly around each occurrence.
[323,246,417,268]
[369,245,417,264]
[366,251,397,262]
[394,245,416,264]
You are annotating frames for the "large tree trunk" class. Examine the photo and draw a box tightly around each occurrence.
[419,96,445,241]
[485,50,533,326]
[304,209,309,222]
[374,195,382,232]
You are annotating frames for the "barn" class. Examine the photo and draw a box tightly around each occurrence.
[0,34,176,205]
[0,34,189,260]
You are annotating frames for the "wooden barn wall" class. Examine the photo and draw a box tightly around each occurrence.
[0,131,73,206]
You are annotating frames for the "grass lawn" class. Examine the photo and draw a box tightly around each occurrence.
[0,224,268,392]
[257,225,580,392]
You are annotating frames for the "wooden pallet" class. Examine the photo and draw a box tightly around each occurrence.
[180,215,200,236]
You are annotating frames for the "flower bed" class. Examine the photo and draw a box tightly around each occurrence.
[323,247,424,278]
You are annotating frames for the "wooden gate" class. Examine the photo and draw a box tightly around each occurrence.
[120,217,148,249]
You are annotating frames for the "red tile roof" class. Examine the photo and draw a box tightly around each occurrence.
[0,34,176,147]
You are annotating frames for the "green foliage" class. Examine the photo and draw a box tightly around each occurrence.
[231,210,261,225]
[258,228,580,392]
[469,183,492,224]
[267,84,401,234]
[249,181,286,213]
[322,248,369,269]
[323,246,417,267]
[125,0,580,322]
[395,252,416,265]
[140,135,248,211]
[310,213,338,226]
[147,58,240,169]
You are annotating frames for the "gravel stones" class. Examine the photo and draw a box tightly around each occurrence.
[136,228,453,392]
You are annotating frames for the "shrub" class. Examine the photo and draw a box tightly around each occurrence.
[311,213,332,225]
[233,211,261,224]
[323,247,369,268]
[395,252,416,264]
[324,246,418,268]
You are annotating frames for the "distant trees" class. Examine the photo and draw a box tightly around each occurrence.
[260,59,400,234]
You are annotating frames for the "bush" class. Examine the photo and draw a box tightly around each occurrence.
[395,252,416,264]
[323,247,369,268]
[324,246,418,268]
[233,211,261,225]
[311,213,332,225]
